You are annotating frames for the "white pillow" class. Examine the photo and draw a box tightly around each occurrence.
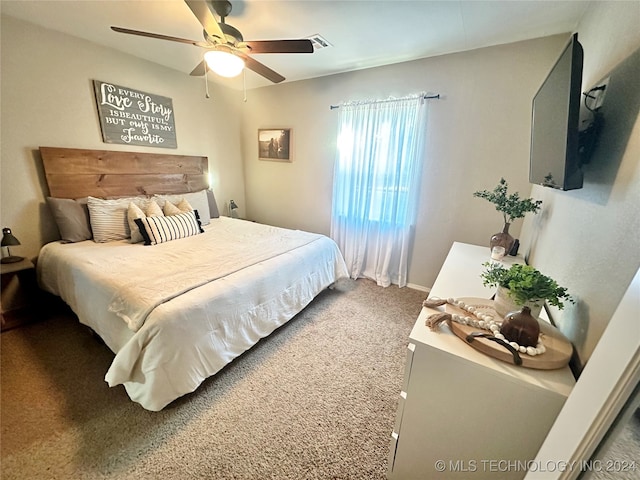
[154,190,210,225]
[163,199,194,216]
[176,198,193,213]
[134,210,203,245]
[128,200,164,243]
[88,196,146,243]
[146,199,163,217]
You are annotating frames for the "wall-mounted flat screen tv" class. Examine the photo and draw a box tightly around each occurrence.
[530,33,584,190]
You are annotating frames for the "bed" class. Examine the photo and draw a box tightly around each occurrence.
[37,147,348,411]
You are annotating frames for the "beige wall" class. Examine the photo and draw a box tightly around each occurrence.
[240,34,569,289]
[521,1,640,365]
[0,15,246,262]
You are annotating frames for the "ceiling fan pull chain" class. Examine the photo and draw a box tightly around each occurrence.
[243,69,247,103]
[204,60,210,99]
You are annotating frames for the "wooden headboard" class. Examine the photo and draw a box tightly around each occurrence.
[40,147,209,199]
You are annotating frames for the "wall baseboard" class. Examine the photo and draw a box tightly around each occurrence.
[406,283,431,293]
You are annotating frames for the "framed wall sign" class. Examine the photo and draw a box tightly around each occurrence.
[258,128,292,162]
[93,80,177,149]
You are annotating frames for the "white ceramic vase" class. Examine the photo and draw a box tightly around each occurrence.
[494,286,543,319]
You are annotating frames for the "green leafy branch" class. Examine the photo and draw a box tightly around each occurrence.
[473,178,542,224]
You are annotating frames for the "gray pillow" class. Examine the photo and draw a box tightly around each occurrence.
[46,197,92,243]
[207,189,220,218]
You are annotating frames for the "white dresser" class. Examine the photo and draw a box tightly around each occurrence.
[387,242,576,480]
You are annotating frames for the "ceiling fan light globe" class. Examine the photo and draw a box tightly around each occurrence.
[204,50,244,78]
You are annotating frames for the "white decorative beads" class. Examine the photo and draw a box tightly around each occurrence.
[428,296,545,357]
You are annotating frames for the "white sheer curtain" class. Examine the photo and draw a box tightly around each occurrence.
[330,94,429,287]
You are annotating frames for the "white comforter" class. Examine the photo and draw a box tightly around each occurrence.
[38,217,348,410]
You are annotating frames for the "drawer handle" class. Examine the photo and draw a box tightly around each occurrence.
[465,332,523,366]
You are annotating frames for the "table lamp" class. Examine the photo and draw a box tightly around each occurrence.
[229,200,239,219]
[1,227,24,264]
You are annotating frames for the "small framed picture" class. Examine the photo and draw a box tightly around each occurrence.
[258,129,292,162]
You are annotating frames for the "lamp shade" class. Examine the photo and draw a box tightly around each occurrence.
[1,228,20,247]
[1,227,23,263]
[204,50,245,78]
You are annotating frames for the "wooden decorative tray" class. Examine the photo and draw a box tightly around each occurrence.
[445,298,573,370]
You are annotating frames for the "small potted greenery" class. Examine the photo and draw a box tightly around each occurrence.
[473,178,542,254]
[480,262,574,318]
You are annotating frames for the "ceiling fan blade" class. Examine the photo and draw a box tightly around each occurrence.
[245,39,314,54]
[237,52,285,83]
[111,26,208,47]
[184,0,226,41]
[190,60,207,77]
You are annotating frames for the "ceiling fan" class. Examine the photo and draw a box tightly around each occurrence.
[111,0,314,83]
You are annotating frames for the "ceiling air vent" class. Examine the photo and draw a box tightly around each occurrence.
[307,34,332,51]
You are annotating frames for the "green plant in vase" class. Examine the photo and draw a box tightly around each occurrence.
[480,262,574,318]
[473,178,542,254]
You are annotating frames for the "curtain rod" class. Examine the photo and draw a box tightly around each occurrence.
[330,94,440,110]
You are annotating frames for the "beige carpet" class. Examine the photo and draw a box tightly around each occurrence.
[1,278,425,479]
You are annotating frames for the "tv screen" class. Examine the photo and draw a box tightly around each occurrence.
[529,33,584,190]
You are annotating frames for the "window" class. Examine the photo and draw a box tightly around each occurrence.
[330,94,429,287]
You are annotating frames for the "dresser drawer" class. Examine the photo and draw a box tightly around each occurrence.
[393,391,408,435]
[401,343,416,392]
[387,431,399,475]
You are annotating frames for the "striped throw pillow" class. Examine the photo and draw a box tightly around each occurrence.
[134,210,203,245]
[88,196,146,243]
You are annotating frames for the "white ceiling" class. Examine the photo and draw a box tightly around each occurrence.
[1,0,590,90]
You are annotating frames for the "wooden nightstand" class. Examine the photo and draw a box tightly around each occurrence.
[1,257,34,275]
[1,257,37,331]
